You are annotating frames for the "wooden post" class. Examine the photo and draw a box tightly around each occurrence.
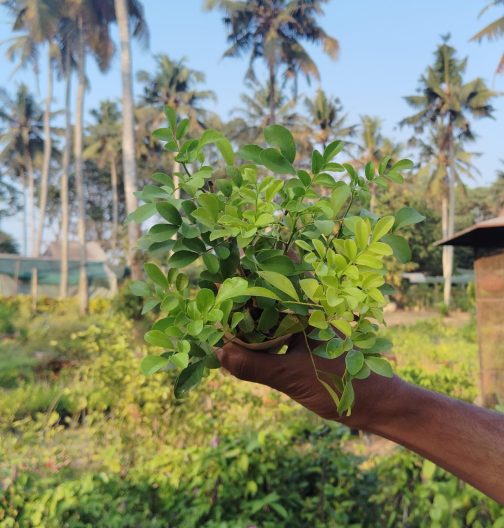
[31,267,38,311]
[13,258,20,295]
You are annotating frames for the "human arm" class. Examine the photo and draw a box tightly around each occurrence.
[216,335,504,504]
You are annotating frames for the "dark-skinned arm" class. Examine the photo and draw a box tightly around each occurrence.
[216,335,504,504]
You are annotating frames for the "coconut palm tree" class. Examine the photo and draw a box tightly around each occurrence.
[2,0,59,257]
[355,115,402,212]
[114,0,147,280]
[471,0,504,74]
[137,54,216,129]
[84,100,122,254]
[138,54,217,197]
[226,80,299,146]
[401,37,496,306]
[304,88,357,150]
[0,84,44,256]
[207,0,339,123]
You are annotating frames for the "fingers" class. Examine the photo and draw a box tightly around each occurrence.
[216,342,285,386]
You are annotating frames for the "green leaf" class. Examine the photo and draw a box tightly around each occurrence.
[257,255,295,275]
[148,224,177,242]
[337,380,355,415]
[127,203,157,224]
[366,357,394,378]
[144,330,172,348]
[382,234,411,263]
[141,355,169,375]
[371,216,395,242]
[215,277,248,304]
[274,314,305,337]
[332,319,352,337]
[187,320,204,337]
[364,162,375,181]
[199,129,234,165]
[130,280,150,297]
[161,294,179,312]
[197,194,220,221]
[170,352,188,369]
[391,159,414,172]
[176,118,189,139]
[345,350,364,375]
[164,106,177,130]
[323,140,344,162]
[152,128,173,141]
[378,155,392,175]
[260,148,296,175]
[393,207,425,231]
[326,287,342,307]
[309,310,328,329]
[231,312,245,329]
[258,271,299,301]
[330,182,351,216]
[167,251,199,268]
[142,299,160,314]
[314,220,334,236]
[202,253,220,274]
[264,124,296,163]
[196,288,215,313]
[355,218,370,249]
[239,144,264,164]
[242,287,281,301]
[156,202,182,226]
[299,278,319,301]
[174,360,206,398]
[144,263,168,289]
[151,172,174,188]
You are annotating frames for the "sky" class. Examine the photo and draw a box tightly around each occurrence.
[0,0,503,252]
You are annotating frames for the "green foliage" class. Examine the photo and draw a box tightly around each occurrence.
[129,107,421,414]
[0,307,502,526]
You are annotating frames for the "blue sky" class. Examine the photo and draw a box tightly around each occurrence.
[0,0,503,250]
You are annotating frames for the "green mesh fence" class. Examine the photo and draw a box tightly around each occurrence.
[0,257,110,286]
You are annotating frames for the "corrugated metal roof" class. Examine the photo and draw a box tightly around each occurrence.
[435,216,504,247]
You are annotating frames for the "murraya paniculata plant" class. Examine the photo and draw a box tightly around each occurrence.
[128,106,424,415]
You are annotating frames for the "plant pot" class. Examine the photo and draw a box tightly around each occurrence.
[223,332,293,352]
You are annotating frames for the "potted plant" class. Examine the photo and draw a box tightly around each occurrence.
[129,106,424,415]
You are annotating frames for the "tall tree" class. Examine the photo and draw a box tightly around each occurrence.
[138,54,216,196]
[114,0,148,280]
[2,0,59,257]
[401,37,496,306]
[356,115,402,212]
[84,100,122,254]
[207,0,338,124]
[0,84,43,255]
[137,54,216,128]
[304,88,357,149]
[226,80,299,146]
[471,0,504,73]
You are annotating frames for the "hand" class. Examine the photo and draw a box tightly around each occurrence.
[216,333,403,431]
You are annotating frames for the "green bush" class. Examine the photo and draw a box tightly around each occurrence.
[0,302,502,527]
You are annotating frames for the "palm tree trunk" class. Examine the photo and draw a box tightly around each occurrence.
[35,46,53,256]
[21,172,28,255]
[268,61,276,125]
[75,20,88,314]
[115,0,141,280]
[60,50,71,299]
[110,156,118,253]
[442,129,456,308]
[27,157,35,257]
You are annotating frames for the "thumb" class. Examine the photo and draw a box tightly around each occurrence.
[216,341,283,385]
